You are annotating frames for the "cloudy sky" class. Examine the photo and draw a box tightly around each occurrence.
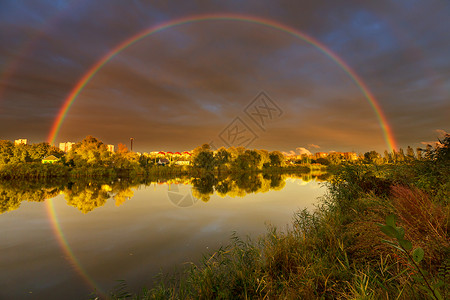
[0,0,448,153]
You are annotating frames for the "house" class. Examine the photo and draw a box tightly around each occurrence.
[107,144,115,152]
[175,161,190,165]
[42,155,59,164]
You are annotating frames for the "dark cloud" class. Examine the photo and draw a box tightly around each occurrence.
[0,0,448,152]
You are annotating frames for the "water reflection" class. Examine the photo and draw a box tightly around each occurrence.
[1,171,329,299]
[0,171,330,214]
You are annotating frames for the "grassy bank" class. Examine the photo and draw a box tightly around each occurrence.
[101,141,449,299]
[0,162,321,180]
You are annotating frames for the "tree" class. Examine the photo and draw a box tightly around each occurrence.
[10,144,31,164]
[64,183,109,213]
[429,133,450,163]
[397,148,406,162]
[416,147,423,160]
[425,144,433,159]
[28,143,62,161]
[0,140,13,165]
[233,150,261,170]
[245,150,261,169]
[192,144,214,171]
[117,143,129,153]
[214,147,230,170]
[192,143,211,158]
[364,150,382,164]
[256,149,270,169]
[66,136,111,166]
[316,157,330,165]
[191,174,216,202]
[406,146,415,160]
[328,152,342,165]
[384,150,391,163]
[267,151,284,167]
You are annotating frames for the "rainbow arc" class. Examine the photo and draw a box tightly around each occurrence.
[45,13,398,294]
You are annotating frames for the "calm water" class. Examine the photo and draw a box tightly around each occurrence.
[1,173,328,299]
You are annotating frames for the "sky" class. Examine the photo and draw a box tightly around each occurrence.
[0,0,448,153]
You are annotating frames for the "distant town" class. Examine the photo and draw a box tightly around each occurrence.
[11,138,362,166]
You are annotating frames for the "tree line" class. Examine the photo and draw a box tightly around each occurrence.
[0,135,445,179]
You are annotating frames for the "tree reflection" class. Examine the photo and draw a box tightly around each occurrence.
[114,188,134,207]
[62,178,143,213]
[0,180,63,213]
[0,171,330,213]
[0,178,142,214]
[192,174,217,202]
[191,171,328,200]
[63,182,110,213]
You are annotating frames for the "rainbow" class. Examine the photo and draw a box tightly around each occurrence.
[47,13,397,151]
[45,13,398,294]
[46,198,106,296]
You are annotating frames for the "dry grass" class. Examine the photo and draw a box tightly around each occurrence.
[391,185,449,267]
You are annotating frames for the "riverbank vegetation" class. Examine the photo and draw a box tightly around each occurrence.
[0,135,429,180]
[0,136,328,179]
[102,134,449,299]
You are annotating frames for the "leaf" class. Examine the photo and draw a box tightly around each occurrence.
[412,248,424,263]
[398,238,412,251]
[395,227,405,239]
[380,225,398,238]
[386,214,396,227]
[382,240,405,252]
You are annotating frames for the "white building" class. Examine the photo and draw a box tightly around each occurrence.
[107,144,114,152]
[59,142,75,152]
[15,139,27,145]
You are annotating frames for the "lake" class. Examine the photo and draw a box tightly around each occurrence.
[0,173,329,299]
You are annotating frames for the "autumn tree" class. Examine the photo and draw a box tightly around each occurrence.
[117,143,128,153]
[66,136,111,166]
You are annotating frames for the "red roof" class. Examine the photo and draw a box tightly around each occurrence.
[167,151,173,154]
[158,151,165,155]
[174,152,181,155]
